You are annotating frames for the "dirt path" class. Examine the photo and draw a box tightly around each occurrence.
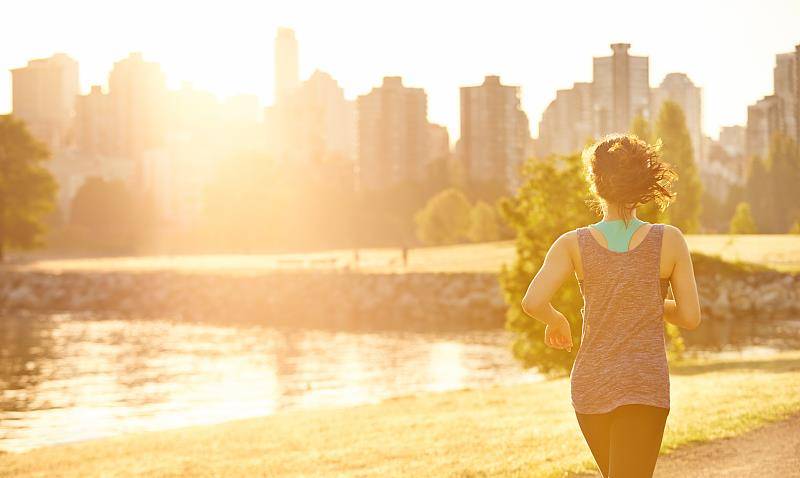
[571,413,800,477]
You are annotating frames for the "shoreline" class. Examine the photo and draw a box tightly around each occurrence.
[2,350,799,477]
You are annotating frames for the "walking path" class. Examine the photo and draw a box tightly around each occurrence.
[571,413,800,477]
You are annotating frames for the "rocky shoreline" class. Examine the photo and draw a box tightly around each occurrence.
[1,258,798,338]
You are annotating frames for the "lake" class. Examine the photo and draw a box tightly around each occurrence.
[0,313,542,452]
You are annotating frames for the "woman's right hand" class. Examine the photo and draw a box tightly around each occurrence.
[544,311,573,352]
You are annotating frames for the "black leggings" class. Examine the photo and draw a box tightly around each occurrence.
[575,404,669,478]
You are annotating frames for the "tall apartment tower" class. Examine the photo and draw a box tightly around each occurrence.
[719,125,746,158]
[356,76,429,191]
[796,44,800,144]
[592,43,651,135]
[10,53,79,153]
[746,49,799,158]
[75,85,113,156]
[275,27,299,102]
[460,75,531,192]
[266,69,357,165]
[108,52,168,184]
[652,73,703,162]
[537,82,593,157]
[774,52,797,144]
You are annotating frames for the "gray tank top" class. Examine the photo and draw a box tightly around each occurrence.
[571,223,671,414]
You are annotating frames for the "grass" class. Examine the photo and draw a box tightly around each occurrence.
[2,350,799,478]
[8,234,799,274]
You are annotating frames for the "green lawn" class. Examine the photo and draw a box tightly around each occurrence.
[11,234,800,274]
[2,350,799,478]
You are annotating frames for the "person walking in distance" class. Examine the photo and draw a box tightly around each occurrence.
[520,134,702,478]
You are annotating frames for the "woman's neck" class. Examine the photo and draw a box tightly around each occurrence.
[601,207,638,222]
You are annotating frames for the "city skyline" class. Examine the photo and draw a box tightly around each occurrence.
[3,0,799,142]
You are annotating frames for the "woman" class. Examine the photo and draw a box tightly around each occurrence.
[520,134,702,478]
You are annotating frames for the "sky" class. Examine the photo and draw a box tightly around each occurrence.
[2,0,799,141]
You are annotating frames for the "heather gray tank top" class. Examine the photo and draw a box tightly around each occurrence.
[571,223,671,414]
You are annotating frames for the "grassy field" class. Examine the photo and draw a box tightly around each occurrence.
[2,350,799,478]
[9,234,800,274]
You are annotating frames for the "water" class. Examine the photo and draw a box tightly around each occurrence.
[0,313,541,452]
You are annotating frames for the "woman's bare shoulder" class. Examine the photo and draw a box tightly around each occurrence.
[553,229,581,259]
[660,223,689,252]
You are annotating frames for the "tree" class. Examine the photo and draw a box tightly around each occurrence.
[413,188,471,245]
[744,156,776,233]
[630,114,655,144]
[763,134,800,232]
[498,152,597,375]
[0,115,57,261]
[467,201,501,242]
[728,202,758,234]
[71,177,134,229]
[629,116,666,224]
[67,177,157,253]
[655,102,703,233]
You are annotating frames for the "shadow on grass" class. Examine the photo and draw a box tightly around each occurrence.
[671,355,800,376]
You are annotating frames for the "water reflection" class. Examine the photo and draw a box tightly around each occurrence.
[0,313,541,452]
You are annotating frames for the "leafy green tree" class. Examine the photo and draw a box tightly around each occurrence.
[70,177,134,228]
[728,202,758,234]
[413,188,472,245]
[629,116,666,224]
[630,114,655,143]
[744,156,776,233]
[498,152,596,375]
[68,177,157,253]
[655,102,703,232]
[467,201,501,242]
[0,115,57,260]
[764,134,800,232]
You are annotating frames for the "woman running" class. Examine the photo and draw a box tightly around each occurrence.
[520,133,702,478]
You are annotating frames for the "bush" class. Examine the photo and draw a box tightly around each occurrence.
[413,188,472,245]
[729,202,758,234]
[498,153,596,375]
[467,201,501,242]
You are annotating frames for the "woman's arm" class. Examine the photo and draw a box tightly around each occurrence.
[521,233,575,351]
[663,226,702,330]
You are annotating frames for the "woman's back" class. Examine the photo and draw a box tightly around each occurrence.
[570,222,671,414]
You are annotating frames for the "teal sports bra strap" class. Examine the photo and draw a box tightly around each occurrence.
[589,218,649,252]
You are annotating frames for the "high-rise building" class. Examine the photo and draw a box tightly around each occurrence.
[10,53,79,152]
[746,49,799,159]
[719,125,746,158]
[428,123,450,164]
[700,136,744,204]
[713,126,749,194]
[459,75,531,192]
[75,85,113,156]
[108,52,168,168]
[795,43,800,144]
[537,82,593,157]
[356,76,430,190]
[592,43,651,136]
[267,70,356,166]
[746,95,784,158]
[652,73,703,163]
[275,27,299,103]
[774,52,797,144]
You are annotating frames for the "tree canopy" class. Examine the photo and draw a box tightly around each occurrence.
[0,115,57,260]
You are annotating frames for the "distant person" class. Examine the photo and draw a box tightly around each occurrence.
[520,134,701,478]
[401,244,408,269]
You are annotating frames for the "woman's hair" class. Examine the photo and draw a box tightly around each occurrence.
[582,133,678,224]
